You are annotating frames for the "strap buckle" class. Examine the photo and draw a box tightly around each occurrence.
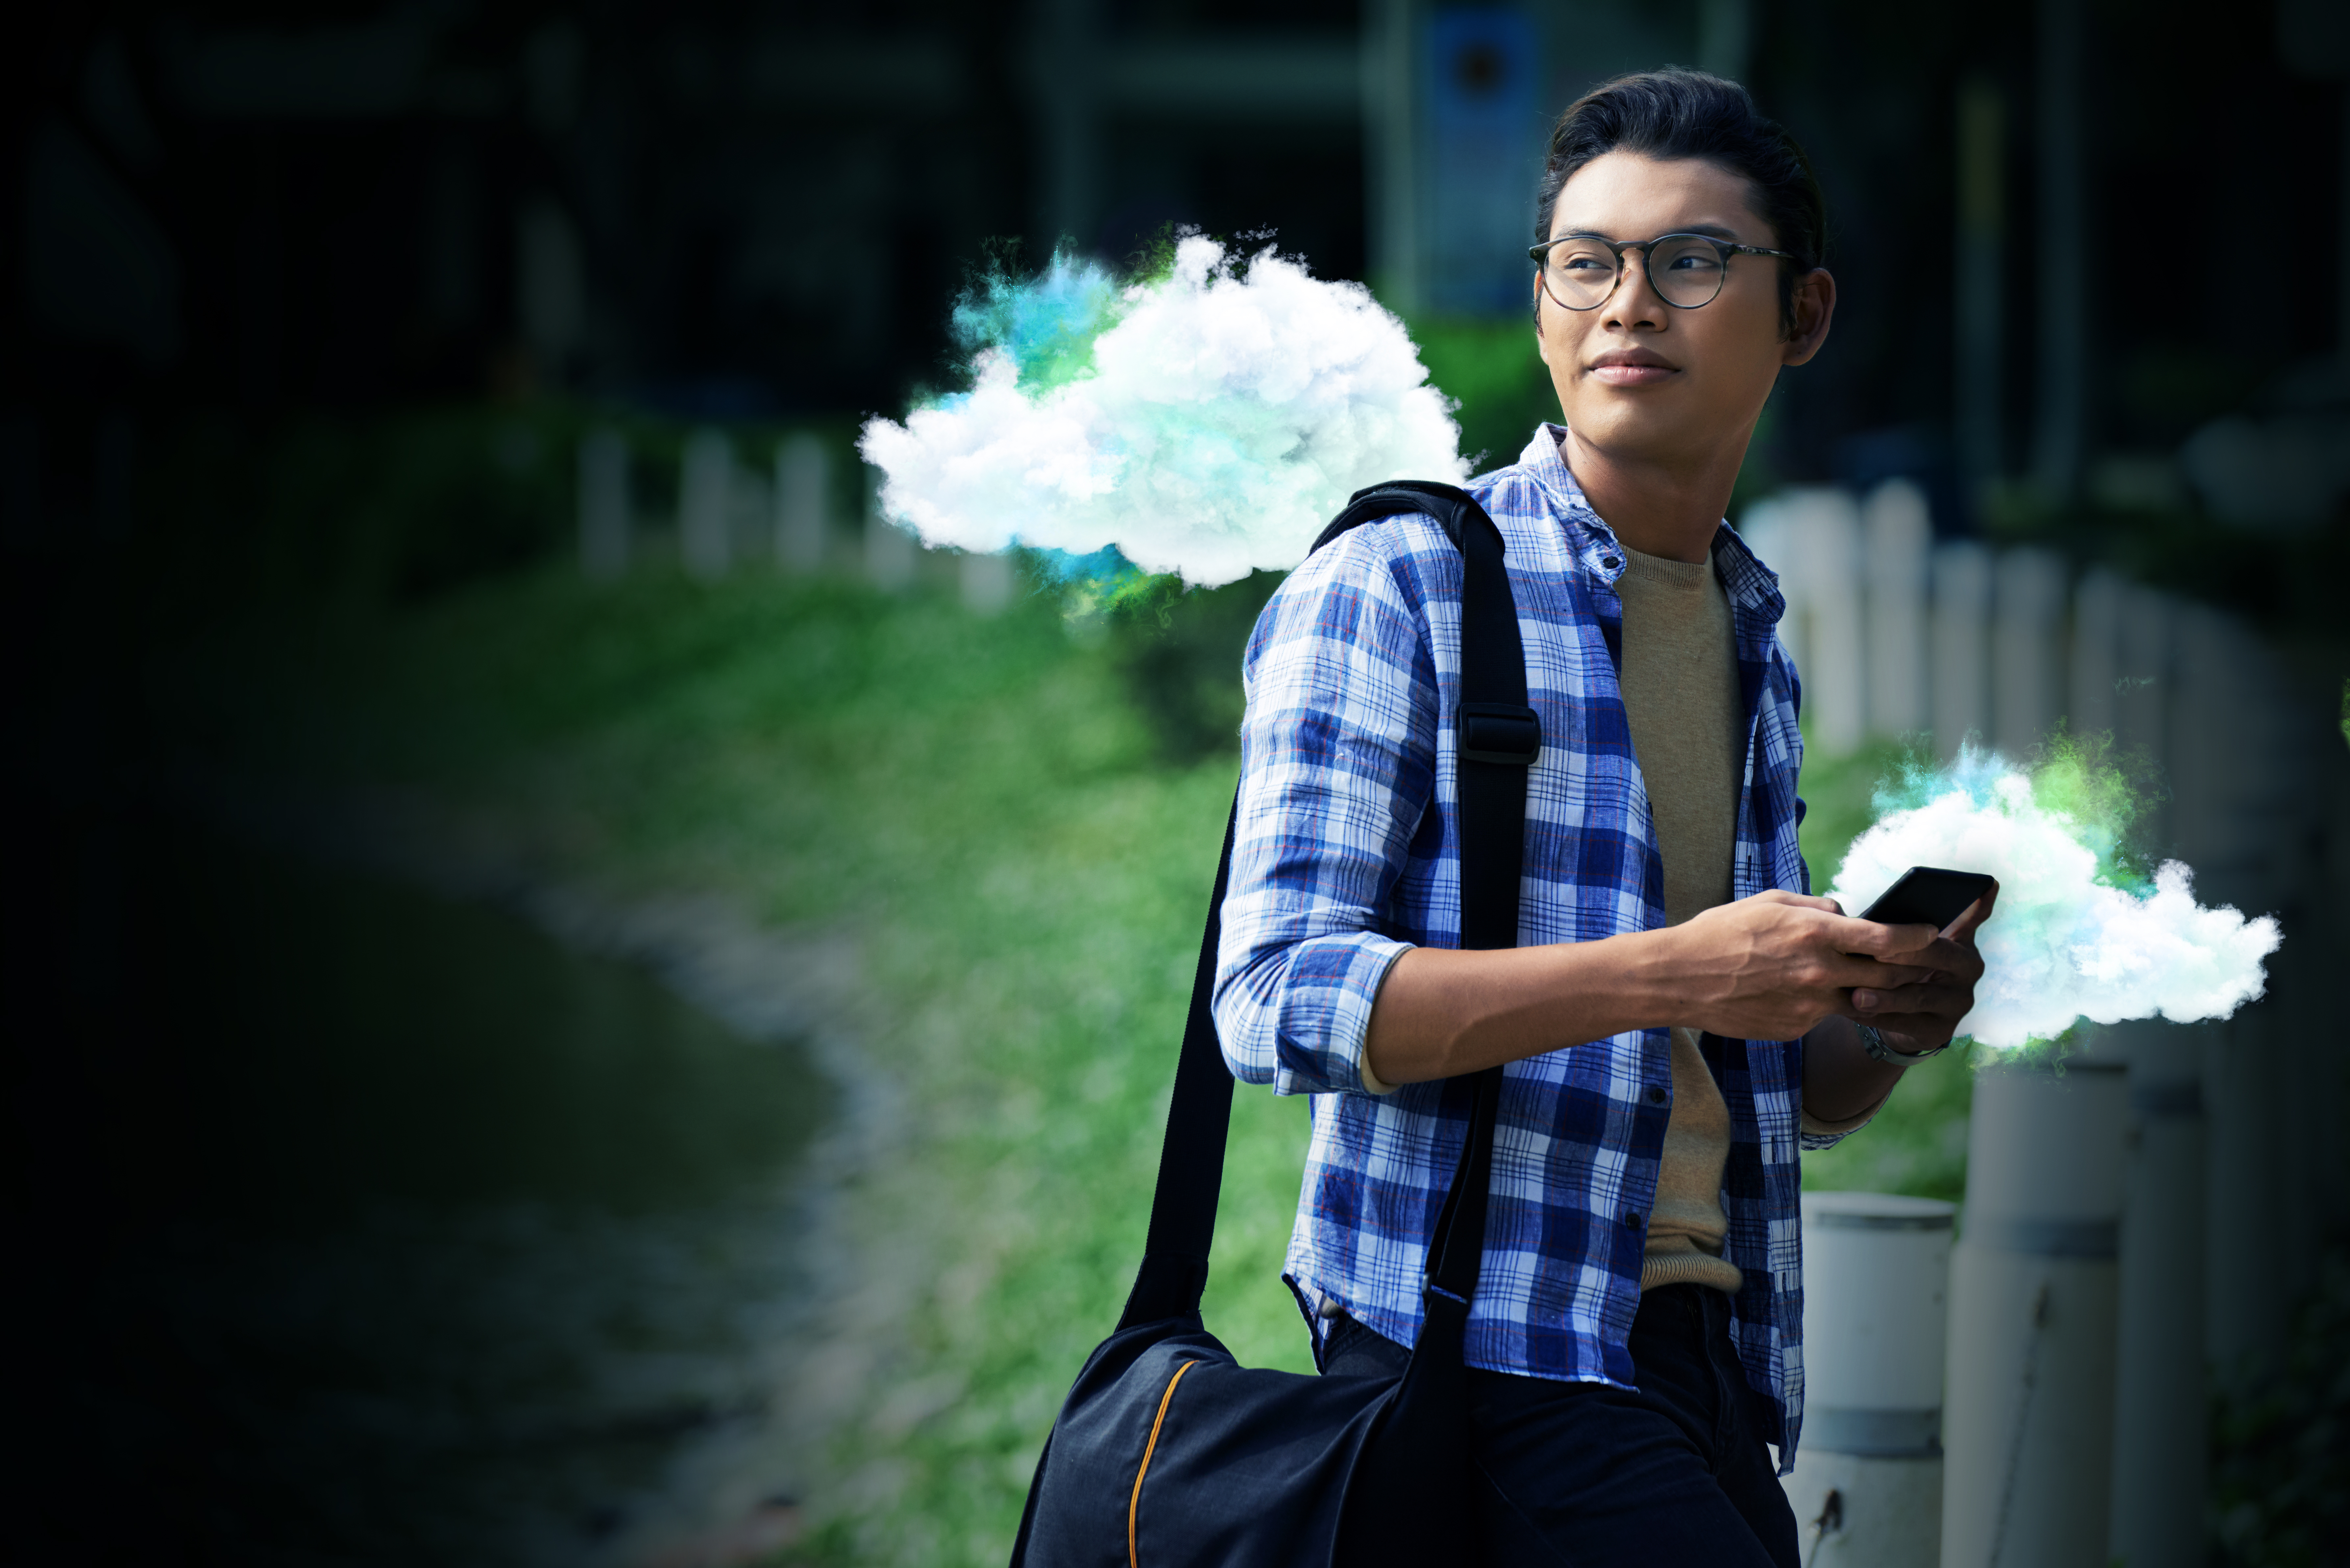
[1459,702,1541,766]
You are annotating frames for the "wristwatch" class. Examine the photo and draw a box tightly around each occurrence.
[1857,1023,1949,1064]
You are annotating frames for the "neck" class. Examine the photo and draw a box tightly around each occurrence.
[1559,424,1751,564]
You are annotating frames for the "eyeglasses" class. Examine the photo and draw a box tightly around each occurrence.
[1527,232,1796,311]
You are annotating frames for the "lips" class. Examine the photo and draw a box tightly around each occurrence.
[1588,353,1677,387]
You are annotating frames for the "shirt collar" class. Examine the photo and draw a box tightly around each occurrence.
[1515,423,1785,628]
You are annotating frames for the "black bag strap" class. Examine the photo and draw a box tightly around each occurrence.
[1118,481,1537,1332]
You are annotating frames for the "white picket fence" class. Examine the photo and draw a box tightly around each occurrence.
[566,430,2340,1562]
[1740,480,2144,762]
[1742,481,2340,1568]
[572,425,1014,610]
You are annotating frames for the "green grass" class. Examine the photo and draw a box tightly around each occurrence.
[155,540,1975,1559]
[167,563,1316,1563]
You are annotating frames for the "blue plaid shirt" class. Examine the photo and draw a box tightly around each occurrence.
[1213,426,1850,1467]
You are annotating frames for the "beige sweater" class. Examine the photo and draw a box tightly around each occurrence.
[1616,543,1887,1293]
[1615,546,1750,1294]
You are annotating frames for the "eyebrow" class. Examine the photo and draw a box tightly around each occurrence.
[1550,223,1745,242]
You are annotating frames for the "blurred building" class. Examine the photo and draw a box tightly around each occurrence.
[10,0,2348,537]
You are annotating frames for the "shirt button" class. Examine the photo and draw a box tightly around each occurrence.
[1646,1085,1667,1105]
[1623,1211,1644,1230]
[1601,555,1621,570]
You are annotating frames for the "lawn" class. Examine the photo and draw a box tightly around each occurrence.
[142,532,1981,1562]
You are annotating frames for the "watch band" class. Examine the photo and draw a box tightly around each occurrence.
[1858,1023,1948,1064]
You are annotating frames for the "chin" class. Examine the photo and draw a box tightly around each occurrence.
[1562,401,1677,455]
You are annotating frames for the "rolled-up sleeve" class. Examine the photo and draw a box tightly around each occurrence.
[1799,1090,1892,1150]
[1212,524,1443,1097]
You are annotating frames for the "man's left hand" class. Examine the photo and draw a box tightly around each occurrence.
[1840,883,1999,1054]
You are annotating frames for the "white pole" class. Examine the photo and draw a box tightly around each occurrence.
[2169,607,2287,1386]
[577,427,630,580]
[864,464,916,591]
[1992,547,2066,758]
[1863,479,1932,737]
[728,455,769,563]
[2066,567,2122,740]
[2105,1021,2209,1568]
[1787,487,1865,755]
[960,551,1016,614]
[774,432,829,573]
[1739,498,1807,681]
[680,429,735,581]
[1930,542,1991,759]
[1941,1058,2127,1568]
[1782,1192,1954,1567]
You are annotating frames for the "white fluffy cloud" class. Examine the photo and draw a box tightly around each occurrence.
[858,237,1465,587]
[1829,760,2281,1048]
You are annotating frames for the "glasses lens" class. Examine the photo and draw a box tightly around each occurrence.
[1648,237,1727,307]
[1544,241,1619,309]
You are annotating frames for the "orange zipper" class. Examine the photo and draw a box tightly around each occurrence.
[1127,1359,1200,1567]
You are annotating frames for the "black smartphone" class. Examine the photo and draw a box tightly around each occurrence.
[1855,866,1995,931]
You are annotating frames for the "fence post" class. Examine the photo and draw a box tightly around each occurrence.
[1992,547,2066,757]
[1863,479,1931,736]
[1940,1057,2127,1568]
[577,427,630,579]
[2171,607,2292,1387]
[864,464,916,591]
[680,429,735,580]
[2105,1020,2209,1568]
[960,551,1016,614]
[1781,1192,1953,1567]
[1737,498,1806,678]
[1930,542,1991,758]
[774,432,829,573]
[1788,488,1865,754]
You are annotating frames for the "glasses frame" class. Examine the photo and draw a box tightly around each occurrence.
[1527,232,1797,312]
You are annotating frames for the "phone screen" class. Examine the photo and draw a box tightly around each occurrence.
[1856,867,1995,931]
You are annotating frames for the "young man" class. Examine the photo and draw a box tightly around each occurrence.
[1212,71,1996,1566]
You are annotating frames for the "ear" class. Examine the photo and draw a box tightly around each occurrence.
[1533,278,1553,363]
[1780,268,1836,366]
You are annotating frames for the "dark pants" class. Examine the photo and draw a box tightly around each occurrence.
[1321,1284,1800,1567]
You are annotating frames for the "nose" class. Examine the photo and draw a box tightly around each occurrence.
[1603,244,1670,331]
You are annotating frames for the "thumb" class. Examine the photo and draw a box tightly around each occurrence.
[1947,881,2001,942]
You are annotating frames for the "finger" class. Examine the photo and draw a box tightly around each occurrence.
[1755,889,1843,913]
[1826,914,1940,956]
[1946,882,2001,941]
[1885,935,1984,979]
[1828,957,1937,993]
[1849,979,1970,1017]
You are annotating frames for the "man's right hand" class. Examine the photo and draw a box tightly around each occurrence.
[1362,890,1942,1087]
[1656,890,1939,1044]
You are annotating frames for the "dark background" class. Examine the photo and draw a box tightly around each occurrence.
[8,3,2348,1565]
[11,0,2344,514]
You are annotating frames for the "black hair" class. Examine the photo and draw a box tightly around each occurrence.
[1534,69,1827,331]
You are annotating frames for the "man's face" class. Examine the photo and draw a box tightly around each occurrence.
[1534,152,1831,467]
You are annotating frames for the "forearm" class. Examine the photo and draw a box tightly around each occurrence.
[1362,931,1686,1085]
[1356,890,1960,1090]
[1800,1013,1909,1123]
